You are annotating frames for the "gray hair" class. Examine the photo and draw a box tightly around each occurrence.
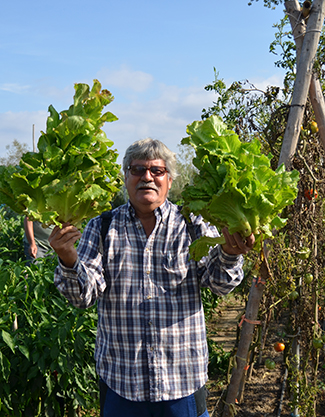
[123,138,177,180]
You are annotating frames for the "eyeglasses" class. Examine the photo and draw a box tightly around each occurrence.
[127,165,168,177]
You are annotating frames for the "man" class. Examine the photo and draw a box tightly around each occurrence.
[49,138,254,417]
[23,217,54,264]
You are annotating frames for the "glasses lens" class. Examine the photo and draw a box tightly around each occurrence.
[129,166,146,176]
[150,167,167,176]
[128,165,167,177]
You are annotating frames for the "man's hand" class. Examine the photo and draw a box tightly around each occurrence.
[29,242,38,258]
[49,223,82,268]
[221,227,255,255]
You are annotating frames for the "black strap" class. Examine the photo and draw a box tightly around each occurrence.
[99,211,113,255]
[101,211,113,241]
[184,216,197,243]
[178,205,197,243]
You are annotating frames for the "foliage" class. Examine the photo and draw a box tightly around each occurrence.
[181,115,299,260]
[247,0,283,8]
[202,70,289,169]
[0,80,121,229]
[0,140,31,167]
[0,206,24,262]
[207,338,232,378]
[270,16,325,97]
[168,144,197,204]
[253,127,325,415]
[0,255,99,416]
[200,8,325,414]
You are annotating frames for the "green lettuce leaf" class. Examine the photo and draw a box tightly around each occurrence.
[0,79,121,228]
[181,115,299,260]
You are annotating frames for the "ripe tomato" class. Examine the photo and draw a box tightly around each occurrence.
[310,121,319,134]
[274,342,285,352]
[304,189,318,200]
[265,359,276,370]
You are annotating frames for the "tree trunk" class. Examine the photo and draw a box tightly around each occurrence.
[278,0,325,168]
[285,0,325,151]
[222,252,271,417]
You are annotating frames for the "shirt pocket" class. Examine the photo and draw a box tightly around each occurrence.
[161,249,190,292]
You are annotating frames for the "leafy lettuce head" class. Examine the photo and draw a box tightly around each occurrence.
[181,115,299,260]
[0,80,121,228]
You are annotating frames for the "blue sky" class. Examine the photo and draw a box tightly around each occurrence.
[0,0,287,164]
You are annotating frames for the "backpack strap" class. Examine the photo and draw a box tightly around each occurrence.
[185,216,197,242]
[177,205,197,243]
[99,211,113,255]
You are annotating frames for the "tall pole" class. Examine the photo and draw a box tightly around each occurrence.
[32,124,36,152]
[278,0,325,168]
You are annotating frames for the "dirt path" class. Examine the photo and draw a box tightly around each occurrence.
[205,296,325,417]
[208,295,245,352]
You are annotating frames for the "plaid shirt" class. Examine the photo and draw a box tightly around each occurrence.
[54,200,244,402]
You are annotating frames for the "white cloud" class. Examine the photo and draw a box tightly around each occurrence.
[0,111,47,158]
[0,73,282,165]
[103,83,216,164]
[248,74,284,91]
[0,83,31,94]
[97,65,154,93]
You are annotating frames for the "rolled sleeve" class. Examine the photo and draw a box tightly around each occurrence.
[198,242,244,296]
[53,217,107,308]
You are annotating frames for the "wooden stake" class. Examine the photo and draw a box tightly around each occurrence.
[278,0,325,168]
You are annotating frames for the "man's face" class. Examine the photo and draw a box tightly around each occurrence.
[125,159,173,213]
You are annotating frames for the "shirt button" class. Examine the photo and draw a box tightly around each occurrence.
[150,347,154,351]
[148,320,152,325]
[147,295,152,300]
[146,270,150,274]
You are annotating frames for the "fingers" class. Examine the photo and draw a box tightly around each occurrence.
[49,223,82,246]
[221,227,255,255]
[30,246,38,258]
[48,223,82,268]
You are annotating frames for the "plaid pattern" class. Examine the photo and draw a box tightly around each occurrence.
[54,200,244,402]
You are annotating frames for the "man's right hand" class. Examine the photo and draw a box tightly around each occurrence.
[49,223,82,268]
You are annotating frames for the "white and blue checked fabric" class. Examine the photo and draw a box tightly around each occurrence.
[54,199,244,402]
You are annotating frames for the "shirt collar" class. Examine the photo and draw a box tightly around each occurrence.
[126,199,170,222]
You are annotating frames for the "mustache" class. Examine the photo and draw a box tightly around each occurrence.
[136,181,159,192]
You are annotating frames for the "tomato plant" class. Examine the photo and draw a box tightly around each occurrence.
[274,342,285,352]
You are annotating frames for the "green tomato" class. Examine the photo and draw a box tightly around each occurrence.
[297,247,311,260]
[321,334,325,343]
[313,338,323,350]
[289,290,299,301]
[305,273,313,284]
[265,359,276,370]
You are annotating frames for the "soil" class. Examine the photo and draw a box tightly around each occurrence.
[205,295,325,417]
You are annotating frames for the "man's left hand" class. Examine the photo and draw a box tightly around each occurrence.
[221,227,255,255]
